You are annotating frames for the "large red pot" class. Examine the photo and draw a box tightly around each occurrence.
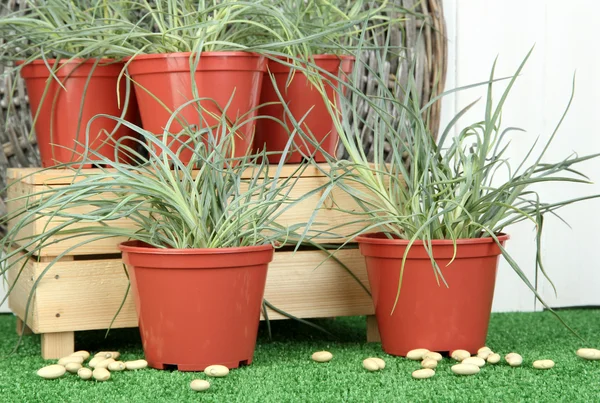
[125,52,266,163]
[356,233,509,356]
[19,59,139,167]
[254,55,354,164]
[119,241,273,371]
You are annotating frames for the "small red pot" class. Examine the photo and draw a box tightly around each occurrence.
[356,233,509,356]
[119,241,273,371]
[254,55,354,164]
[19,59,139,167]
[125,52,267,163]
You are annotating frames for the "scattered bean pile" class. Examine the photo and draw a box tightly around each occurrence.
[37,351,147,382]
[35,347,600,393]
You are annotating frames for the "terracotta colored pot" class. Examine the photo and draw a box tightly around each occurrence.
[254,55,354,164]
[119,241,273,371]
[125,52,266,163]
[19,59,139,167]
[356,233,509,356]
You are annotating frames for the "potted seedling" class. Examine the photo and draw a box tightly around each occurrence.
[313,42,600,355]
[119,0,313,163]
[0,101,321,370]
[254,0,400,163]
[0,0,139,167]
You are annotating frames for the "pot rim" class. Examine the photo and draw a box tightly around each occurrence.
[118,240,274,255]
[16,58,121,67]
[123,51,264,62]
[355,232,510,246]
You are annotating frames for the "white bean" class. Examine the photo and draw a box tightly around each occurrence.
[311,351,333,363]
[533,359,555,369]
[37,365,66,379]
[204,364,229,377]
[450,349,470,361]
[462,357,485,368]
[125,359,148,370]
[190,379,210,392]
[362,358,380,371]
[406,348,430,360]
[92,368,110,381]
[486,353,501,364]
[412,368,435,379]
[576,348,600,360]
[451,363,480,375]
[505,353,523,367]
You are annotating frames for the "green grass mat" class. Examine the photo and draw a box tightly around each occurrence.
[0,310,599,402]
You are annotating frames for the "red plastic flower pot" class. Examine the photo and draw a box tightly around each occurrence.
[356,233,509,356]
[125,52,267,163]
[254,55,354,164]
[19,59,139,168]
[119,241,273,371]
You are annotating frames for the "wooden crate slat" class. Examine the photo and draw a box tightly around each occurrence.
[8,249,372,333]
[6,168,371,255]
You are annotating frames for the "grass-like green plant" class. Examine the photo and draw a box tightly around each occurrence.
[304,37,600,321]
[0,99,335,340]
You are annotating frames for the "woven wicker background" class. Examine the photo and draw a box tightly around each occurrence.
[0,0,446,200]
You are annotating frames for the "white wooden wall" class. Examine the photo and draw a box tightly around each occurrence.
[442,0,600,311]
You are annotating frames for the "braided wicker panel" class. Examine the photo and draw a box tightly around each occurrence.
[0,0,446,203]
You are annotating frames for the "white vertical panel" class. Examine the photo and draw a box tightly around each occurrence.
[535,0,600,307]
[448,0,548,312]
[443,0,600,311]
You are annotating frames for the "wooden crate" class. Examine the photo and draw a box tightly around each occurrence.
[6,167,380,359]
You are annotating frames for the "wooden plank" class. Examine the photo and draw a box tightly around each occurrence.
[41,332,74,359]
[16,317,33,335]
[6,164,330,186]
[263,249,373,320]
[32,257,137,333]
[8,249,372,333]
[366,315,381,343]
[6,173,373,256]
[7,255,39,332]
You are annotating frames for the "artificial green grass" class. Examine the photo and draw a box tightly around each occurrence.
[0,310,599,402]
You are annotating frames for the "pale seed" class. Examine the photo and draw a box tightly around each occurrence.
[487,353,501,364]
[95,358,115,369]
[370,357,386,369]
[70,350,90,361]
[77,367,93,380]
[204,364,229,377]
[37,364,66,379]
[362,358,380,371]
[311,351,333,363]
[451,363,480,375]
[125,359,148,370]
[58,355,84,366]
[412,368,435,379]
[533,359,555,369]
[450,349,470,361]
[421,358,438,369]
[190,379,210,392]
[423,352,443,362]
[65,362,82,374]
[92,367,110,381]
[505,352,523,367]
[108,361,126,372]
[88,356,105,368]
[462,357,485,368]
[576,348,600,360]
[406,348,430,360]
